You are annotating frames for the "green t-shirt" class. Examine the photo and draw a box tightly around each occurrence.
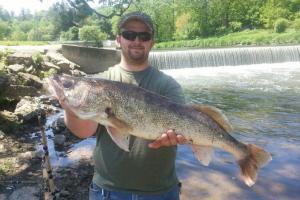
[92,65,185,194]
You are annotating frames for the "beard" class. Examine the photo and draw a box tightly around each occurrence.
[122,45,149,65]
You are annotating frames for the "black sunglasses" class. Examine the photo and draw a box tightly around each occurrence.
[121,31,152,42]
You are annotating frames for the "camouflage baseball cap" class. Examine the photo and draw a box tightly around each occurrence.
[118,12,154,34]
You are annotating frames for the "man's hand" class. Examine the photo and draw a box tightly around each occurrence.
[148,129,186,149]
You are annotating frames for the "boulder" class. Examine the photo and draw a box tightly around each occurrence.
[2,85,39,100]
[17,72,43,89]
[0,74,8,92]
[7,52,34,67]
[8,186,39,200]
[14,96,42,122]
[7,64,25,73]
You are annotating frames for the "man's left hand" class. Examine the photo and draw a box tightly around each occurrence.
[148,129,186,149]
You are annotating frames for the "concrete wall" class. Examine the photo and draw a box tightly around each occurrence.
[62,44,121,74]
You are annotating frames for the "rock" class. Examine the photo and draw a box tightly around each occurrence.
[60,189,70,197]
[0,74,8,88]
[14,96,44,123]
[17,72,43,89]
[0,110,18,122]
[51,116,66,134]
[24,65,35,74]
[0,143,4,152]
[35,149,44,159]
[46,51,79,73]
[0,130,5,140]
[8,186,39,200]
[7,64,25,73]
[42,61,60,71]
[3,85,39,101]
[19,151,36,160]
[71,69,86,77]
[7,52,34,67]
[54,134,66,146]
[56,60,73,73]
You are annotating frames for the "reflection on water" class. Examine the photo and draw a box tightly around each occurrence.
[39,62,300,200]
[163,62,300,200]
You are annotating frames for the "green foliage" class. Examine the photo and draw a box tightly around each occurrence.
[292,18,300,30]
[10,31,28,41]
[111,16,120,36]
[0,20,11,40]
[0,0,300,46]
[155,29,300,49]
[260,3,291,28]
[0,49,14,74]
[79,25,107,47]
[0,41,48,46]
[40,68,58,79]
[32,53,44,69]
[229,21,242,32]
[274,18,289,33]
[0,51,5,74]
[60,26,79,41]
[174,13,193,40]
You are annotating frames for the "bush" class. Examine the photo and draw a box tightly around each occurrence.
[32,53,43,69]
[274,18,289,33]
[229,21,242,32]
[10,31,28,41]
[79,26,107,47]
[293,18,300,30]
[60,26,79,41]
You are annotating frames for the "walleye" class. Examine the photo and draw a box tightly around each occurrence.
[46,74,272,187]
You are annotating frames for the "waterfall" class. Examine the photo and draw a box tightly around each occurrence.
[149,45,300,70]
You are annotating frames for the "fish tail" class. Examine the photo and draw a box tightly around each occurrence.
[238,144,272,187]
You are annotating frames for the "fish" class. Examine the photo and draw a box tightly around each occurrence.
[45,74,272,187]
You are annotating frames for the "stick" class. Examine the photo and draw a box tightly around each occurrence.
[38,113,58,199]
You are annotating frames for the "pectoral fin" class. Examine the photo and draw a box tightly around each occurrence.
[192,145,214,166]
[106,126,131,152]
[105,115,133,152]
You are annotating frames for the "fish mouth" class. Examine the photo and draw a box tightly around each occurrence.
[46,74,91,109]
[44,75,65,100]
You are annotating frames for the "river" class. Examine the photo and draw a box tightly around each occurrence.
[165,62,300,200]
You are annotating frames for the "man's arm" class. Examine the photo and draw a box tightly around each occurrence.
[61,101,98,138]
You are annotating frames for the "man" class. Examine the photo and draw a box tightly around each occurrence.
[60,12,185,200]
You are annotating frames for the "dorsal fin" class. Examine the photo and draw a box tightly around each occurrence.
[191,105,233,132]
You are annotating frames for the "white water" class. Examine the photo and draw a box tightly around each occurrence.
[150,46,300,69]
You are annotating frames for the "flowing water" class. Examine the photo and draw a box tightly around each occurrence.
[40,61,300,200]
[150,46,300,69]
[163,62,300,200]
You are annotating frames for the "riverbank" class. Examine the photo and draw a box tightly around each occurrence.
[155,29,300,49]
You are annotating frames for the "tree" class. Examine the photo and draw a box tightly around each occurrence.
[60,26,79,41]
[65,0,133,19]
[79,25,107,46]
[0,20,11,40]
[132,0,176,42]
[0,6,11,21]
[260,0,292,28]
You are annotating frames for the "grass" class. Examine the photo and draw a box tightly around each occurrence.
[0,41,49,46]
[0,158,15,177]
[155,29,300,49]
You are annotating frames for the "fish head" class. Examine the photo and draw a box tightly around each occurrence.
[45,74,108,118]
